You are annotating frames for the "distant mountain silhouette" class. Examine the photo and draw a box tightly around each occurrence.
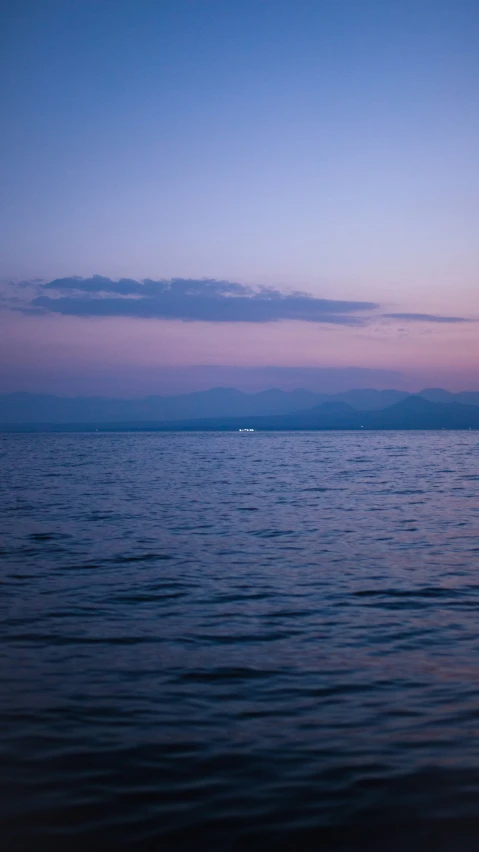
[1,387,479,429]
[4,395,479,432]
[331,388,409,409]
[362,396,479,429]
[145,396,479,431]
[419,388,479,406]
[0,388,322,424]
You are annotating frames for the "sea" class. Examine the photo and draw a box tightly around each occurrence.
[1,431,479,851]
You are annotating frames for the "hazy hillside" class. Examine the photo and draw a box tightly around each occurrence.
[1,387,479,426]
[332,389,409,409]
[150,396,479,432]
[4,396,479,432]
[0,388,323,424]
[419,388,479,406]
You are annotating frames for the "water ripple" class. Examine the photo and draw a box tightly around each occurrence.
[1,431,479,850]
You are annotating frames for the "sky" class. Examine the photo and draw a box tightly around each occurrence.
[1,0,478,395]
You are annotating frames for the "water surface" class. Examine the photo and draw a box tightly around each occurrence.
[1,431,479,850]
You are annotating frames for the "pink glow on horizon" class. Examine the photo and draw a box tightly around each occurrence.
[1,310,478,396]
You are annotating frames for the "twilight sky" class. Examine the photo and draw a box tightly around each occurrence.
[1,0,478,395]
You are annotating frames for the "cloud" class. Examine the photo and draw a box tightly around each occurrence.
[7,276,475,326]
[15,275,379,324]
[384,312,473,324]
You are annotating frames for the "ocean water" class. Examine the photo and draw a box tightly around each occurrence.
[1,431,479,851]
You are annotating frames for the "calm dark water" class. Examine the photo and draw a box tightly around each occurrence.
[1,431,479,851]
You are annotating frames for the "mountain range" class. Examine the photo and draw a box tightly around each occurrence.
[2,386,479,426]
[2,387,479,431]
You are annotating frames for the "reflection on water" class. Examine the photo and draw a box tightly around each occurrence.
[1,431,479,850]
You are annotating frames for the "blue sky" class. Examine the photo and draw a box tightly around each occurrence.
[1,0,478,394]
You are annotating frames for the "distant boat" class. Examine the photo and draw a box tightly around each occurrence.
[239,428,254,432]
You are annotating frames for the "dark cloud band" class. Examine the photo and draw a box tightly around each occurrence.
[23,276,378,324]
[7,277,475,326]
[384,313,471,324]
